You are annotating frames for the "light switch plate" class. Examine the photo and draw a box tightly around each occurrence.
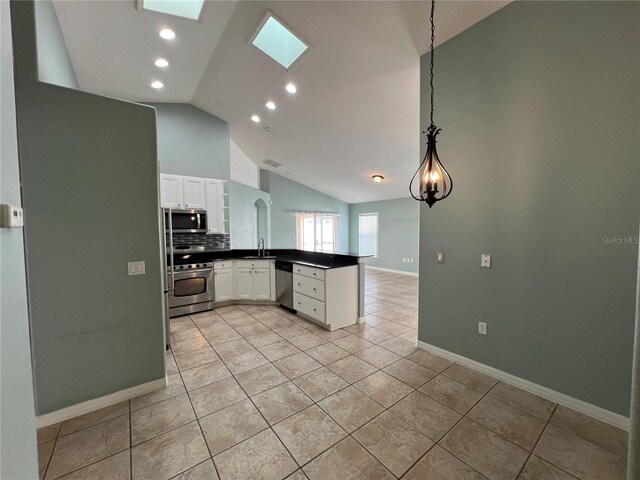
[128,261,146,276]
[478,322,487,335]
[0,204,24,228]
[436,251,444,263]
[481,254,492,268]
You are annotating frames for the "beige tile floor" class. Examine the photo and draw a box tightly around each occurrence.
[37,269,629,480]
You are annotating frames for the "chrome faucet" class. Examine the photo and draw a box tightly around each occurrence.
[258,237,265,257]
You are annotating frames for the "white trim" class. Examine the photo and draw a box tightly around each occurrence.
[365,266,418,277]
[36,377,167,429]
[416,340,630,431]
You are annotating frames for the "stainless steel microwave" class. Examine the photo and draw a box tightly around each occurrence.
[165,209,207,233]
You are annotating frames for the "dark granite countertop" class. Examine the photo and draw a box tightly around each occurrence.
[169,248,371,269]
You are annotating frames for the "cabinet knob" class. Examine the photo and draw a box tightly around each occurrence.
[313,273,316,276]
[313,308,317,312]
[297,283,301,286]
[313,288,316,291]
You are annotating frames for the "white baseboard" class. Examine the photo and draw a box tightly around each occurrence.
[416,340,630,431]
[36,377,167,429]
[365,266,418,277]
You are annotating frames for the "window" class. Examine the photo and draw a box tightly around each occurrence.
[296,213,339,253]
[250,13,310,70]
[359,213,378,257]
[140,0,206,20]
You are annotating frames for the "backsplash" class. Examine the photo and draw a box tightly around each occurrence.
[168,232,230,250]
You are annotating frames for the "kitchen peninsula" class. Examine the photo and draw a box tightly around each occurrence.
[168,247,370,331]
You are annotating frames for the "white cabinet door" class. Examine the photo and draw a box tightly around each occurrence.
[214,268,233,302]
[160,174,184,208]
[252,268,271,301]
[205,179,225,234]
[183,177,206,209]
[234,267,253,300]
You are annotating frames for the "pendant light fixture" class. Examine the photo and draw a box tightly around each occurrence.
[410,0,452,207]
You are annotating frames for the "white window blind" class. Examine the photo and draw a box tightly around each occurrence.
[359,213,378,257]
[296,213,339,253]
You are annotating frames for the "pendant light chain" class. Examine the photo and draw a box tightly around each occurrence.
[429,0,435,128]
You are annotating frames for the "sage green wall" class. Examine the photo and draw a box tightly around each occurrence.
[261,171,349,252]
[229,181,271,249]
[1,1,39,477]
[33,0,78,89]
[349,198,419,273]
[418,1,639,415]
[13,0,165,414]
[150,103,230,180]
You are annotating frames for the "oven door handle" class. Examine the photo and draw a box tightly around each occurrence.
[168,208,175,293]
[174,268,214,275]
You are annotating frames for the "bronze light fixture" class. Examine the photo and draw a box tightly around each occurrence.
[410,0,452,207]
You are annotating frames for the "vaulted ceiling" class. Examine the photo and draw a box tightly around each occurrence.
[54,0,508,203]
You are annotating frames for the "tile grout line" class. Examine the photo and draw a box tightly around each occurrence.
[513,403,560,479]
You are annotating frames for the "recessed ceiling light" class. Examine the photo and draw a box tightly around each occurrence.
[154,58,169,68]
[142,0,205,20]
[251,115,261,123]
[265,101,276,110]
[285,83,297,94]
[151,80,164,89]
[372,175,384,183]
[159,28,175,40]
[250,13,310,70]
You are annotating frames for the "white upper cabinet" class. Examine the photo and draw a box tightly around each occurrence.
[159,174,184,209]
[160,175,226,233]
[182,176,206,209]
[205,179,225,234]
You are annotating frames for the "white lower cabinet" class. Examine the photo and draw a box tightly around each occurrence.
[253,268,271,300]
[214,268,233,302]
[234,267,254,300]
[220,260,275,302]
[293,263,358,330]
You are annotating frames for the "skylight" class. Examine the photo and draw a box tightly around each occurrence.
[251,13,310,70]
[142,0,205,20]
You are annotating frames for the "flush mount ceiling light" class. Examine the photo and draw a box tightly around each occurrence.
[154,58,169,68]
[151,80,164,89]
[409,0,453,208]
[250,12,311,70]
[251,115,261,123]
[265,101,276,110]
[159,28,175,40]
[372,175,384,183]
[285,83,297,94]
[139,0,205,21]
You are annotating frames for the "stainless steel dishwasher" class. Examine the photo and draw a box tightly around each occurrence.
[275,260,294,311]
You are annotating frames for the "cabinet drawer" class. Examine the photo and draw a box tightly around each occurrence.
[235,259,271,269]
[294,292,325,323]
[214,260,232,270]
[293,263,326,280]
[293,273,325,301]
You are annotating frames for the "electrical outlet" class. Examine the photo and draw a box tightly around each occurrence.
[436,251,444,263]
[481,254,492,268]
[410,258,414,263]
[478,322,487,335]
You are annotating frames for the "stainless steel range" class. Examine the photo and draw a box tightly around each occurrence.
[164,208,216,321]
[168,257,215,318]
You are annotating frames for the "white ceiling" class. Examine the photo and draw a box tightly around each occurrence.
[53,0,237,102]
[54,0,508,203]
